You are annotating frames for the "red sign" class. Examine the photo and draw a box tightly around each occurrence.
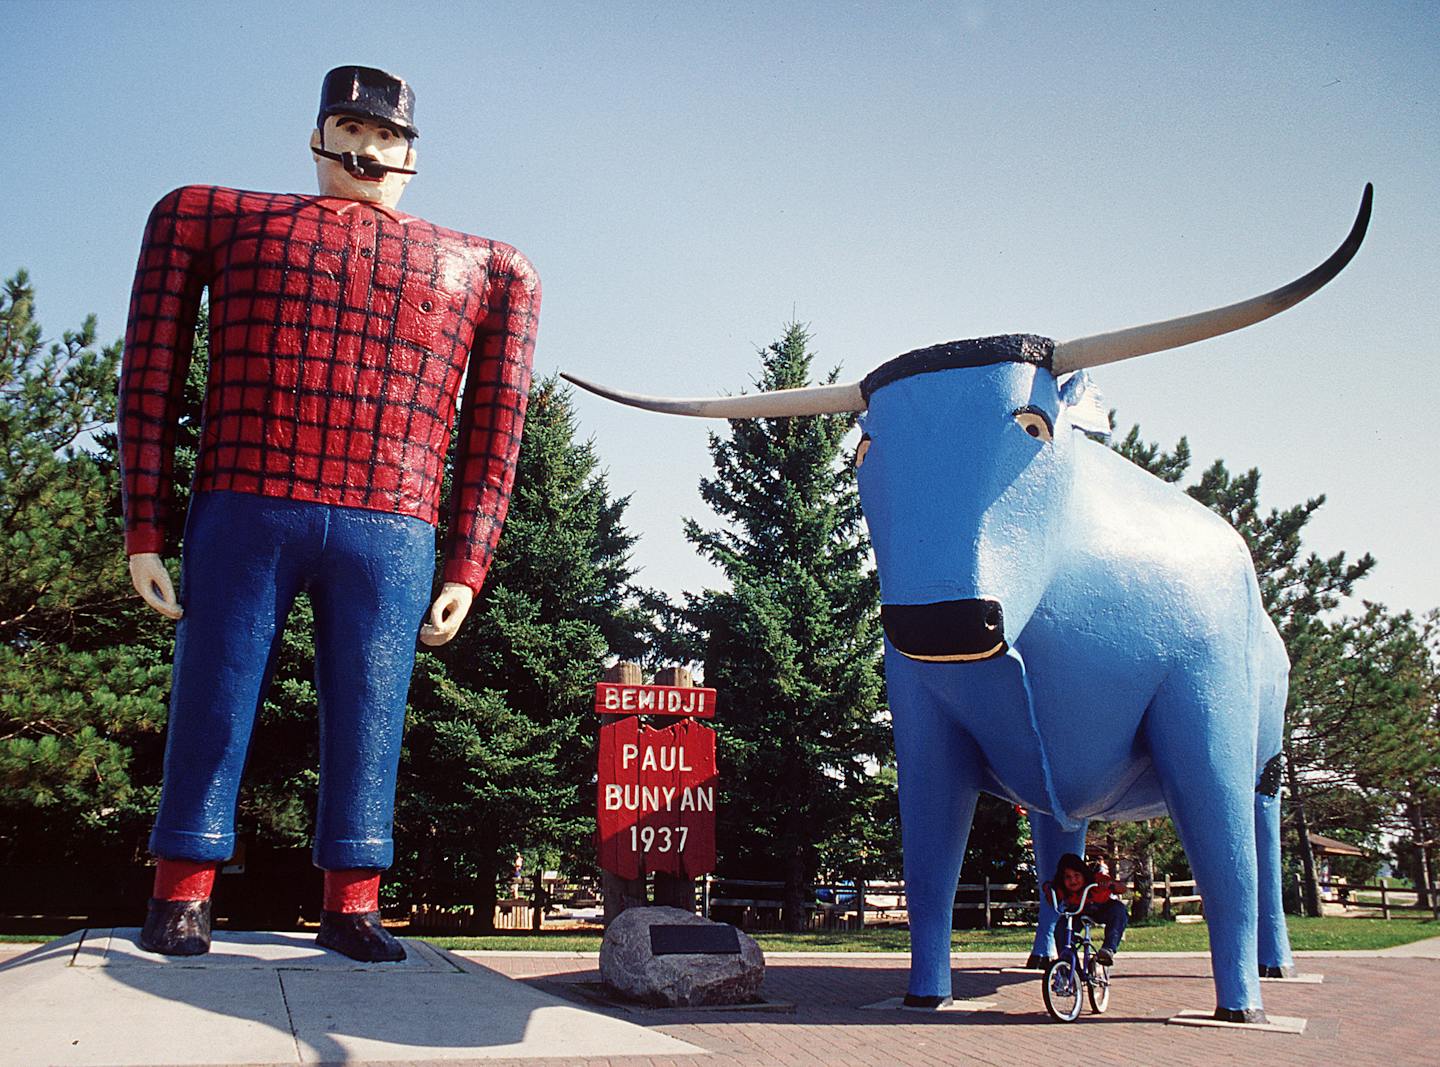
[597,718,717,878]
[594,682,717,719]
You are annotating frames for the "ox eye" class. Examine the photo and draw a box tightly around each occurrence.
[855,434,872,468]
[1012,407,1053,443]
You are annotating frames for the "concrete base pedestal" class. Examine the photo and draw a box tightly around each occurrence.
[858,996,998,1011]
[1167,1009,1307,1033]
[0,929,699,1066]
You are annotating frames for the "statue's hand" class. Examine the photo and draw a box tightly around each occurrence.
[420,582,473,646]
[129,552,183,620]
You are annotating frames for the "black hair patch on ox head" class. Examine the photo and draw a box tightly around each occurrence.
[859,333,1055,402]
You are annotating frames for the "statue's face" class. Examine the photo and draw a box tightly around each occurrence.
[310,114,416,208]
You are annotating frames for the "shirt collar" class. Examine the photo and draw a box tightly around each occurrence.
[312,195,408,223]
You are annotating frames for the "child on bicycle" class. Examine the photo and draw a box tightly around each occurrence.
[1043,853,1128,965]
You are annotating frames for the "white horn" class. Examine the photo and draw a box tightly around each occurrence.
[1052,184,1372,375]
[559,373,866,418]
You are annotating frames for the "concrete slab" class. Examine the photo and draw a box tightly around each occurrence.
[0,934,297,1067]
[1167,1009,1307,1034]
[78,927,459,972]
[1378,935,1440,958]
[1260,972,1324,983]
[280,951,702,1062]
[0,930,702,1066]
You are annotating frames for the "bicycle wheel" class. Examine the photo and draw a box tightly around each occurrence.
[1087,961,1110,1014]
[1043,958,1082,1021]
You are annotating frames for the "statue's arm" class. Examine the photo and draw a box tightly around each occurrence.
[425,249,541,645]
[118,187,210,615]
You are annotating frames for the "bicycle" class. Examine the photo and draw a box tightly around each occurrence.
[1041,882,1112,1022]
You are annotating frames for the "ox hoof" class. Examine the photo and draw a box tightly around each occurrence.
[139,897,212,956]
[1259,963,1296,978]
[1214,1006,1268,1024]
[902,993,954,1009]
[317,910,406,962]
[1026,953,1054,970]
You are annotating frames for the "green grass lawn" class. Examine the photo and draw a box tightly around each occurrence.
[422,914,1436,953]
[5,915,1434,952]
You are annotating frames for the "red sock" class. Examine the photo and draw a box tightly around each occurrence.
[323,870,381,913]
[153,858,216,901]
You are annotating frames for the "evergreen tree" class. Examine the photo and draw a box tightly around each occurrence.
[1111,421,1191,485]
[1288,605,1440,903]
[680,324,890,930]
[0,271,170,868]
[393,376,648,926]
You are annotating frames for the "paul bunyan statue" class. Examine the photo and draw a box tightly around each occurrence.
[119,66,539,961]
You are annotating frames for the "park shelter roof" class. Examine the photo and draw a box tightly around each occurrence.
[1308,832,1366,857]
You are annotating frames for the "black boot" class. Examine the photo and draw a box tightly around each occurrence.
[316,910,406,962]
[139,897,212,956]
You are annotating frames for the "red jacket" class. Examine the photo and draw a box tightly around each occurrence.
[1046,873,1121,911]
[119,185,540,593]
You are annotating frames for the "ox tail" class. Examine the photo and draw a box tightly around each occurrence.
[1256,753,1283,797]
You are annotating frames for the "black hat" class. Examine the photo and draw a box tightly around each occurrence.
[317,65,418,139]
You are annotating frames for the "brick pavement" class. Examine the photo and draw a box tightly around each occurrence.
[0,944,1432,1065]
[466,952,1438,1067]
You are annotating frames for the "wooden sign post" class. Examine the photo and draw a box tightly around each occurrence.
[596,665,718,920]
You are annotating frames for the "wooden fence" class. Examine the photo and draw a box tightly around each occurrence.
[1156,877,1203,918]
[1318,879,1440,920]
[704,874,1440,929]
[705,876,1037,930]
[402,873,1439,932]
[407,875,600,933]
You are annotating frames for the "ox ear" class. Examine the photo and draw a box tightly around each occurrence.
[1059,371,1112,442]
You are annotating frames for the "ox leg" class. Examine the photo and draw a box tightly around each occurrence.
[1027,811,1089,968]
[890,668,982,1006]
[1146,685,1265,1022]
[1255,778,1295,976]
[1254,628,1295,977]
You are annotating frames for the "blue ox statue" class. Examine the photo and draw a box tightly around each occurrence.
[564,186,1371,1023]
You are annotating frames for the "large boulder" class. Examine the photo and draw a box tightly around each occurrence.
[599,905,764,1007]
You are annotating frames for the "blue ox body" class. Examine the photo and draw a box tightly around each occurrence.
[564,186,1371,1023]
[856,336,1289,1020]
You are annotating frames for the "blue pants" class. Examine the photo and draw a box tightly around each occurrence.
[1053,898,1128,955]
[149,491,434,871]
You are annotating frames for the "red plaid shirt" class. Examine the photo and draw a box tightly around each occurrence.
[119,185,539,593]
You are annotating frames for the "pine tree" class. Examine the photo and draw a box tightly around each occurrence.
[393,376,649,927]
[681,324,890,930]
[1288,605,1440,903]
[0,271,170,868]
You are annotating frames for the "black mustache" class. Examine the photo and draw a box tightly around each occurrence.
[312,147,416,178]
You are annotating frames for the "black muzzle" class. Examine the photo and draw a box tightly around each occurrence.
[881,598,1006,662]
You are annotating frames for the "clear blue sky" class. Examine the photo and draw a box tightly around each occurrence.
[5,1,1437,617]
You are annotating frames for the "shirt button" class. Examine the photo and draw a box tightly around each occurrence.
[360,247,372,258]
[420,300,433,312]
[362,218,373,227]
